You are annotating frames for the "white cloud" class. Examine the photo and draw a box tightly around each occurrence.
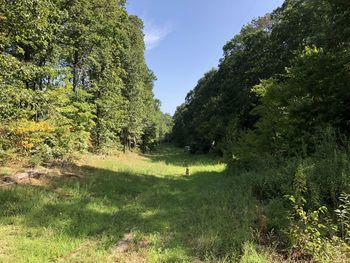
[143,20,171,51]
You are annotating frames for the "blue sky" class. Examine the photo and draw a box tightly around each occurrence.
[127,0,284,115]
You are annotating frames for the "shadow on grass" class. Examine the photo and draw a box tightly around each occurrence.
[0,153,253,261]
[145,144,223,167]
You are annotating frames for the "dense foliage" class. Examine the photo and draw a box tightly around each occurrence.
[0,0,171,163]
[173,0,350,156]
[172,0,350,259]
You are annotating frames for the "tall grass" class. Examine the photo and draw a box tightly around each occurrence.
[225,130,350,261]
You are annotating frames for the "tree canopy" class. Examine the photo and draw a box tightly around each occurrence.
[172,0,350,159]
[0,0,171,162]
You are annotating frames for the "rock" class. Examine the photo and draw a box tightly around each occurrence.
[15,172,31,180]
[31,172,43,179]
[14,170,45,180]
[2,176,16,183]
[0,176,17,187]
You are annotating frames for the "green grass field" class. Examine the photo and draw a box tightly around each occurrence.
[0,145,273,262]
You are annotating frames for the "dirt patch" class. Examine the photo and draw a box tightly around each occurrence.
[110,252,147,263]
[115,233,151,252]
[110,233,151,263]
[115,233,135,253]
[1,169,45,187]
[0,165,82,188]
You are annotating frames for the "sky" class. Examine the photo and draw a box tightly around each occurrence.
[127,0,285,115]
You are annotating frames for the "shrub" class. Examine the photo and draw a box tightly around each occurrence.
[335,193,350,243]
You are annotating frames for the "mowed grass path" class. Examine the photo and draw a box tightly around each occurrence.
[0,145,261,263]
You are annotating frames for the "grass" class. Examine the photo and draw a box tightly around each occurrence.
[0,144,273,262]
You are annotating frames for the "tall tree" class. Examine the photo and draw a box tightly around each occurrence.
[0,0,164,162]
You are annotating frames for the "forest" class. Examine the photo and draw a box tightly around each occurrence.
[172,0,350,261]
[0,0,172,164]
[0,0,350,262]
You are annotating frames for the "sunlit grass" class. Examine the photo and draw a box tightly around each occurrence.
[0,145,270,262]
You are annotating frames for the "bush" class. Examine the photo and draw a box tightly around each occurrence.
[226,128,350,259]
[335,193,350,242]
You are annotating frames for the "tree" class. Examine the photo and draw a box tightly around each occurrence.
[0,0,164,161]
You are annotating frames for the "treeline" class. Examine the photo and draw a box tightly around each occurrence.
[172,0,350,259]
[0,0,172,164]
[173,0,350,156]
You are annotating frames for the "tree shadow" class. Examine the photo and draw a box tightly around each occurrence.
[145,144,223,167]
[0,157,252,261]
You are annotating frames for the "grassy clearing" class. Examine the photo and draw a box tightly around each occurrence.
[0,145,274,262]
